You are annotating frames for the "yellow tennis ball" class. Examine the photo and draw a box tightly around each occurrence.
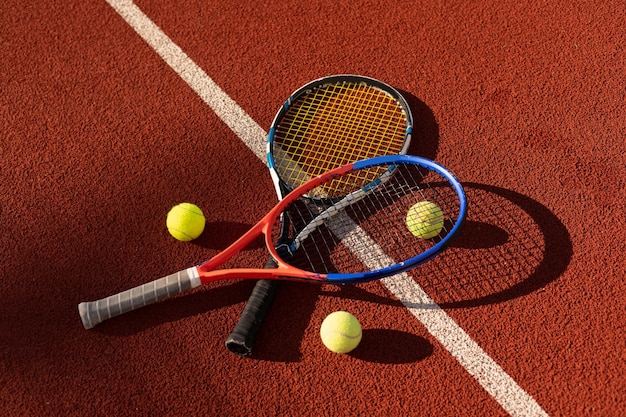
[166,203,205,241]
[406,201,444,239]
[320,311,362,354]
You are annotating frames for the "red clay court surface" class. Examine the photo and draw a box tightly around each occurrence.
[1,1,624,416]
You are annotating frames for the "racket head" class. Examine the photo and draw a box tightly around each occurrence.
[267,74,413,198]
[265,154,467,284]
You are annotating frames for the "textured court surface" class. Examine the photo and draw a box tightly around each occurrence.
[1,1,624,415]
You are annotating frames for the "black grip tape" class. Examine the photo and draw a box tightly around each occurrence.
[225,257,280,357]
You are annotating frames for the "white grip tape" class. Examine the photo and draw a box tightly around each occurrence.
[78,267,201,329]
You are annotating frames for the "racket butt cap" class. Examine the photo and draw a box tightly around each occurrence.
[78,302,98,329]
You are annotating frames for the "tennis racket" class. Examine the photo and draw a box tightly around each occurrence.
[78,155,466,329]
[225,74,413,356]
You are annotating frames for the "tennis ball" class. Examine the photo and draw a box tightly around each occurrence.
[166,202,205,241]
[406,201,444,239]
[320,311,362,354]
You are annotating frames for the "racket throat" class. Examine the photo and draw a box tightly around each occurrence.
[275,242,295,260]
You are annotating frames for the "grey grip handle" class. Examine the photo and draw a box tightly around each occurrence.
[78,267,200,329]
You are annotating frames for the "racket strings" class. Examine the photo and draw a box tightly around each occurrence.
[281,84,397,158]
[306,85,402,161]
[299,85,405,165]
[274,81,409,192]
[273,163,463,278]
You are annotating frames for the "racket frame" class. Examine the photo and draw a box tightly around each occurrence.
[267,74,413,195]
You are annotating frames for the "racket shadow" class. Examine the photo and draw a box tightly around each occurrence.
[303,182,572,311]
[412,182,573,308]
[400,90,439,161]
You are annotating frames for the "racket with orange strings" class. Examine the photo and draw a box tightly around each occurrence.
[78,155,466,330]
[225,75,413,356]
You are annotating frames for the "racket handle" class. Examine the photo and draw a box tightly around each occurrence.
[78,267,200,329]
[225,258,280,356]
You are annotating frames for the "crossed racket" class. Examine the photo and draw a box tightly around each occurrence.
[78,76,467,350]
[78,154,466,329]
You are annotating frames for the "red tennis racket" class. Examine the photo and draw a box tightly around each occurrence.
[78,155,466,329]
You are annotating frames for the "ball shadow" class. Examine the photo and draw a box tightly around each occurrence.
[195,221,264,250]
[453,220,509,249]
[350,329,433,364]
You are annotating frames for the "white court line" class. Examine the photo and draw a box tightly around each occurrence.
[104,1,549,416]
